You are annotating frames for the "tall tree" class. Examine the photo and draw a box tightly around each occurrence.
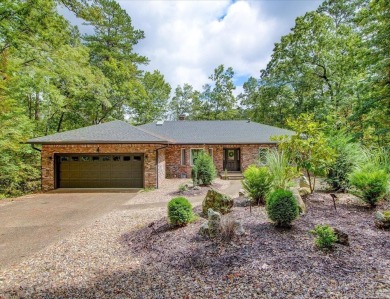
[197,65,238,120]
[130,70,171,124]
[169,83,200,120]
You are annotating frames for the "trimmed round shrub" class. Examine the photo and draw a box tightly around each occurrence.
[168,197,194,226]
[266,189,299,227]
[349,168,389,207]
[310,224,338,250]
[242,165,272,205]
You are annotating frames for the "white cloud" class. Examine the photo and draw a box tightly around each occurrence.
[63,0,323,94]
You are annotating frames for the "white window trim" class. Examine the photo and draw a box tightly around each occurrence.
[258,147,269,166]
[180,148,186,165]
[208,148,213,159]
[190,148,204,166]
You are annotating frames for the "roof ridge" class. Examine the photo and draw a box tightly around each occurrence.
[133,125,174,143]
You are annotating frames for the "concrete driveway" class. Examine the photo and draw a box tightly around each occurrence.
[0,191,138,270]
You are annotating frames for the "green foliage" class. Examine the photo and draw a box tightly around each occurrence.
[266,189,299,227]
[349,167,389,207]
[168,197,194,227]
[264,149,298,190]
[275,114,336,193]
[310,224,338,250]
[178,184,187,192]
[242,165,273,205]
[326,133,364,191]
[192,152,217,185]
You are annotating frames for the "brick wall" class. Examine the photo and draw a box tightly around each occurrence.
[41,144,164,191]
[165,144,275,178]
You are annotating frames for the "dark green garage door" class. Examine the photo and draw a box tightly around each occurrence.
[57,154,144,188]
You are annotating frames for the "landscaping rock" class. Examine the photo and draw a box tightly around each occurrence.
[375,211,390,229]
[208,209,221,238]
[299,187,311,196]
[233,220,245,236]
[290,188,306,215]
[299,175,310,188]
[198,222,209,236]
[202,189,233,215]
[193,186,201,191]
[334,228,349,246]
[239,189,246,197]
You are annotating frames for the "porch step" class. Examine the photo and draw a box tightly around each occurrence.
[220,172,244,180]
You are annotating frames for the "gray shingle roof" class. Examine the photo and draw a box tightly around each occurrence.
[27,120,167,144]
[139,120,294,144]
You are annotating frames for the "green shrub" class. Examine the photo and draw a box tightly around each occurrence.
[242,165,272,204]
[168,197,194,226]
[266,189,299,227]
[192,152,217,185]
[310,224,338,250]
[178,184,188,192]
[191,165,198,185]
[326,134,363,191]
[349,168,389,207]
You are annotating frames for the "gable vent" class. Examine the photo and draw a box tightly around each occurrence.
[156,120,164,126]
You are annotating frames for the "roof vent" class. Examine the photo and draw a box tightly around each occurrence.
[156,120,164,126]
[247,118,251,123]
[178,114,186,121]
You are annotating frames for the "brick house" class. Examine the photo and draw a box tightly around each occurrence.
[27,120,293,191]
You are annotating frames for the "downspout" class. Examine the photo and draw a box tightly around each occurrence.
[155,144,169,189]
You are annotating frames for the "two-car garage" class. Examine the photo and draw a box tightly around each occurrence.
[56,154,144,188]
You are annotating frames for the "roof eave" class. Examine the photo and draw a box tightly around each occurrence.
[26,140,169,145]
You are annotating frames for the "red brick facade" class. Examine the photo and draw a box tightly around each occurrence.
[165,144,274,178]
[41,144,166,191]
[40,143,274,191]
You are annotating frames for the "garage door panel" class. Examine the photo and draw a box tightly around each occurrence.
[58,154,144,188]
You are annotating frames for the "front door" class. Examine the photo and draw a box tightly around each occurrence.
[223,149,240,171]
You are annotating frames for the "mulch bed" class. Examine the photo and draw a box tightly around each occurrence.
[120,194,390,298]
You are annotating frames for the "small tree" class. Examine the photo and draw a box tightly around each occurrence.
[274,114,335,193]
[242,165,273,205]
[192,152,217,185]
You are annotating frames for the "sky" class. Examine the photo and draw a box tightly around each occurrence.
[62,0,323,95]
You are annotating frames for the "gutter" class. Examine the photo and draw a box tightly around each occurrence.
[155,144,169,189]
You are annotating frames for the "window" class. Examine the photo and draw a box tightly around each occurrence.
[71,156,79,162]
[190,149,204,165]
[208,148,213,159]
[123,156,131,161]
[102,156,110,161]
[133,156,142,161]
[180,149,186,165]
[60,156,69,162]
[258,148,269,165]
[92,156,100,161]
[113,156,121,161]
[81,156,90,162]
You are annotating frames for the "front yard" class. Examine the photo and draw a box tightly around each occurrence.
[0,179,389,298]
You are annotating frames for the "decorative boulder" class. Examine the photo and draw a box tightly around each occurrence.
[375,211,390,229]
[299,187,311,196]
[290,188,307,215]
[233,220,245,236]
[208,208,222,238]
[198,222,209,236]
[238,189,246,197]
[334,228,349,246]
[299,176,310,188]
[202,189,233,215]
